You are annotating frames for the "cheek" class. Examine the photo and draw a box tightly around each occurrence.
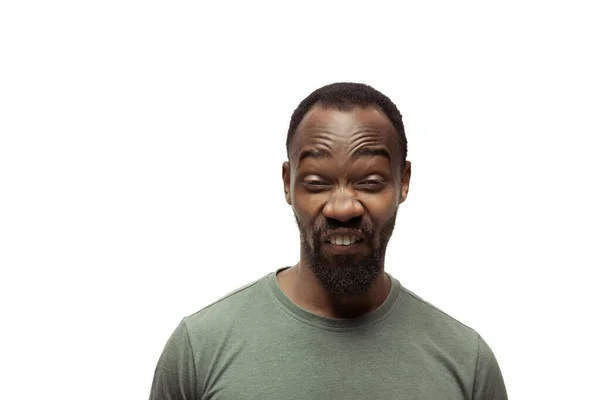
[293,189,327,222]
[292,202,318,235]
[362,191,398,224]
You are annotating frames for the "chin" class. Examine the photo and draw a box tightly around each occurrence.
[307,252,383,296]
[322,253,366,267]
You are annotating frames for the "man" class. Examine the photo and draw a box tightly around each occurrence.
[149,82,508,399]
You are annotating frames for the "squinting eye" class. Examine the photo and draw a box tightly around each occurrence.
[302,178,332,192]
[356,179,385,190]
[305,180,329,186]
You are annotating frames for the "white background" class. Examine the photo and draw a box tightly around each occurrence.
[1,1,599,399]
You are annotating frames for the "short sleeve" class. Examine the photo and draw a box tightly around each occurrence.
[472,334,508,400]
[149,319,198,400]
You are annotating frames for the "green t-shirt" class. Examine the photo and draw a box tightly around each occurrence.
[149,268,507,399]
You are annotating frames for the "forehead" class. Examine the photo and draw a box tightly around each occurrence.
[291,105,400,160]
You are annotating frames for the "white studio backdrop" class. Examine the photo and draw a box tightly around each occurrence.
[1,1,598,399]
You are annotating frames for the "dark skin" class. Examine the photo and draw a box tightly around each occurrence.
[278,105,412,319]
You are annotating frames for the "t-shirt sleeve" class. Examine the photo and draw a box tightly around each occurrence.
[472,334,508,400]
[149,319,198,400]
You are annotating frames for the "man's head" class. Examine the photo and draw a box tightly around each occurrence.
[282,82,411,296]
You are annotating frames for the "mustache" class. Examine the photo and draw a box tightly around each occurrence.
[313,217,375,239]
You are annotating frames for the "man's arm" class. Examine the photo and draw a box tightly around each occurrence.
[472,335,508,400]
[149,320,198,400]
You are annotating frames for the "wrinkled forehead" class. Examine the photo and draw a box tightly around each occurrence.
[290,105,402,165]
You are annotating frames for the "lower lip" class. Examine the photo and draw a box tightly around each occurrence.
[323,241,365,254]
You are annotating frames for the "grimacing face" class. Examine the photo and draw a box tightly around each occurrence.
[282,105,411,295]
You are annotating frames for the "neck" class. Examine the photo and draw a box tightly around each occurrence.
[276,259,391,319]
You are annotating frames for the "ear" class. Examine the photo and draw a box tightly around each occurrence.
[399,160,411,204]
[282,161,292,205]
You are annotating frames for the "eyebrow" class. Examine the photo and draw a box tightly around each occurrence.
[298,149,329,164]
[298,147,391,165]
[352,147,391,161]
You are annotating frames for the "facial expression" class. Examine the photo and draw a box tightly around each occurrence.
[282,105,411,295]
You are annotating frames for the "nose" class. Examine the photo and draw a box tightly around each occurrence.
[322,187,364,223]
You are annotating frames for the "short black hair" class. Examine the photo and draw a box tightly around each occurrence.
[286,82,407,163]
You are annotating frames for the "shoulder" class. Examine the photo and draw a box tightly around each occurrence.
[396,284,509,398]
[401,285,479,334]
[181,272,273,338]
[397,284,482,356]
[150,273,275,399]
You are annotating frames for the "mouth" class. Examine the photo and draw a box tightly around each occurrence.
[321,233,367,255]
[324,234,364,246]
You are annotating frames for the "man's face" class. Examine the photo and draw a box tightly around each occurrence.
[283,105,411,295]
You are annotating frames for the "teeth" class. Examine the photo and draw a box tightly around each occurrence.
[329,235,359,246]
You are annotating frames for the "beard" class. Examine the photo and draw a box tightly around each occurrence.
[295,210,397,296]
